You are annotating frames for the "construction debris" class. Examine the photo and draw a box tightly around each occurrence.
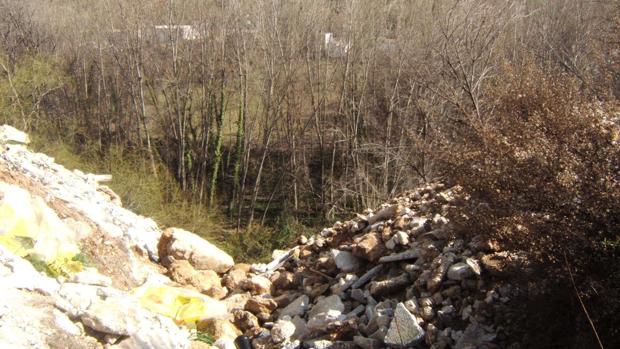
[0,126,523,348]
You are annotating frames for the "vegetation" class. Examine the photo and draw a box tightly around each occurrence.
[1,0,619,347]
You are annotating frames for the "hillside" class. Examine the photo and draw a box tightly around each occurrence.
[0,125,537,349]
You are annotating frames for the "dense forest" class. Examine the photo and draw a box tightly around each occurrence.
[1,1,619,345]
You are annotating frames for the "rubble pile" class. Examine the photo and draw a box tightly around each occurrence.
[218,184,525,349]
[0,124,523,349]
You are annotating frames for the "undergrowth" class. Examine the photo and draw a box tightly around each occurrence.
[29,136,306,262]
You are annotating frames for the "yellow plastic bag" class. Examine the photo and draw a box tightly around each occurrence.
[0,183,83,275]
[132,284,227,326]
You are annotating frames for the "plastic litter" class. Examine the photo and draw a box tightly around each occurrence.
[132,284,228,326]
[0,183,83,276]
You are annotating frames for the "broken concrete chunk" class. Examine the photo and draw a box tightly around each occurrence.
[331,249,361,272]
[279,295,310,318]
[271,317,297,343]
[384,302,425,347]
[308,295,344,319]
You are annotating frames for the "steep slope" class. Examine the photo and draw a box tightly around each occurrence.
[0,125,523,349]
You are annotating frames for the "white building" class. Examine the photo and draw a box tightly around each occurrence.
[153,25,201,42]
[324,32,349,58]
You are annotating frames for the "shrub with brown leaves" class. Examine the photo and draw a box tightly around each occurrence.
[439,62,620,348]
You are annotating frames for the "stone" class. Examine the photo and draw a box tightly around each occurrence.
[291,316,309,339]
[271,317,297,343]
[351,265,383,289]
[245,295,278,320]
[403,299,419,314]
[303,339,334,349]
[240,275,272,294]
[279,295,310,318]
[223,267,248,290]
[308,295,344,318]
[168,259,226,298]
[68,267,113,287]
[271,271,296,289]
[224,292,251,312]
[273,292,300,307]
[465,257,481,275]
[394,231,409,245]
[353,233,386,262]
[158,227,234,273]
[384,302,425,347]
[350,288,365,303]
[447,262,474,281]
[80,296,191,348]
[365,205,402,225]
[330,249,361,272]
[330,274,358,294]
[0,125,30,144]
[196,318,241,341]
[232,309,260,332]
[369,273,410,296]
[353,336,382,349]
[214,338,237,349]
[189,341,213,349]
[454,323,496,349]
[427,253,456,291]
[307,309,346,331]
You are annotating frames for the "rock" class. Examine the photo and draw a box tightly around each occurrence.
[330,274,358,294]
[307,309,346,331]
[223,266,248,290]
[308,295,344,318]
[291,316,310,339]
[214,338,237,349]
[224,292,251,312]
[403,299,419,314]
[330,249,361,272]
[0,125,30,144]
[245,295,278,319]
[67,267,112,287]
[350,288,366,303]
[365,205,402,225]
[168,259,226,298]
[386,231,409,249]
[271,271,297,289]
[454,323,496,349]
[232,309,260,332]
[351,265,383,289]
[80,296,191,348]
[240,275,272,294]
[196,318,242,341]
[280,295,310,318]
[271,317,297,343]
[447,262,474,281]
[299,235,308,245]
[369,273,411,296]
[384,302,425,347]
[303,339,334,349]
[252,336,275,349]
[189,341,213,349]
[158,227,234,273]
[353,336,382,349]
[353,233,386,262]
[273,292,300,308]
[465,258,481,275]
[427,253,456,291]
